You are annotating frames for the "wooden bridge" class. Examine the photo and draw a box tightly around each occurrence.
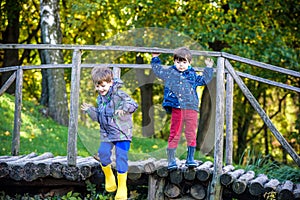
[1,152,299,199]
[0,44,300,199]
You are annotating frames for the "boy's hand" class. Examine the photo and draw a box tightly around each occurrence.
[152,53,160,57]
[205,58,214,68]
[81,103,93,111]
[115,110,125,116]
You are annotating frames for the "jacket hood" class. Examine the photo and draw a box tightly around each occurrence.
[110,78,123,94]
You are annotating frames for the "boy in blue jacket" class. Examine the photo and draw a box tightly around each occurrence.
[81,67,138,200]
[151,47,214,170]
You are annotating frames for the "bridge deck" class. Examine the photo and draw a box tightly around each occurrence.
[0,152,299,200]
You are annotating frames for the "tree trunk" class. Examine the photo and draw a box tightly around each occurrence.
[135,55,155,137]
[40,0,69,125]
[1,0,21,94]
[197,77,216,155]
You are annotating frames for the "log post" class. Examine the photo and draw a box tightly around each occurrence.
[147,175,165,200]
[225,73,234,165]
[12,67,23,156]
[67,49,82,166]
[209,56,225,200]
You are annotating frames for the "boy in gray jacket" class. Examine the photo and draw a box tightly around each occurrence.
[81,67,138,200]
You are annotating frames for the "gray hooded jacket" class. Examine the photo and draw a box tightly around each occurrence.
[87,79,138,142]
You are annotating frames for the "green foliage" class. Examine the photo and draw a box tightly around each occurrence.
[61,191,81,200]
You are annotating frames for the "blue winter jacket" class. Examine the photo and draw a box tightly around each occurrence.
[86,79,138,142]
[151,56,213,113]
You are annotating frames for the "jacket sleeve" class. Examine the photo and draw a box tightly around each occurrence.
[195,67,214,86]
[115,91,138,114]
[86,107,99,122]
[151,57,169,80]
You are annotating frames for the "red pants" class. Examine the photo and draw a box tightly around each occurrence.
[168,108,198,148]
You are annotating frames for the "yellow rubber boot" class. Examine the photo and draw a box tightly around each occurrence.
[115,172,128,200]
[101,164,117,192]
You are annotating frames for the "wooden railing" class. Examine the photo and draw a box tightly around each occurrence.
[0,44,299,200]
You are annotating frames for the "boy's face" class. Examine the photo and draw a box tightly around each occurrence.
[95,81,113,96]
[174,59,190,72]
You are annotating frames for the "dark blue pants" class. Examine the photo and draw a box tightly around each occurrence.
[98,141,130,173]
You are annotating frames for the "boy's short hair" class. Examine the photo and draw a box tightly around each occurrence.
[91,67,113,85]
[173,47,192,62]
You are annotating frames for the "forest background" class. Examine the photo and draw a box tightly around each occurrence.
[0,0,299,167]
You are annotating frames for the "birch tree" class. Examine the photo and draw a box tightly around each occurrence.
[40,0,68,125]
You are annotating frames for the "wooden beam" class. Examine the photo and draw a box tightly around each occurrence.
[67,49,82,166]
[225,73,234,165]
[0,72,16,96]
[222,52,300,78]
[0,44,222,56]
[225,59,300,167]
[12,68,23,156]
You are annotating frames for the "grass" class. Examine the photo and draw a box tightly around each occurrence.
[0,93,197,161]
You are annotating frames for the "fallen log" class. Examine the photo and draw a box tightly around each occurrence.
[0,155,25,162]
[156,160,169,178]
[7,153,38,181]
[264,179,280,192]
[220,168,245,186]
[293,184,300,199]
[50,157,68,179]
[190,183,206,200]
[127,160,145,181]
[249,174,269,196]
[232,170,255,194]
[170,169,183,184]
[278,180,294,200]
[164,182,181,198]
[22,152,55,181]
[77,157,99,181]
[0,162,9,178]
[143,158,157,174]
[222,165,235,173]
[196,161,213,182]
[61,157,90,181]
[183,167,196,181]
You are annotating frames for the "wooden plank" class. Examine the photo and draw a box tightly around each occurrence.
[67,49,82,166]
[209,57,225,200]
[225,73,234,165]
[225,59,300,167]
[11,68,23,156]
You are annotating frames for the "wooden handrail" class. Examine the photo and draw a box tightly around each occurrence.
[1,44,300,199]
